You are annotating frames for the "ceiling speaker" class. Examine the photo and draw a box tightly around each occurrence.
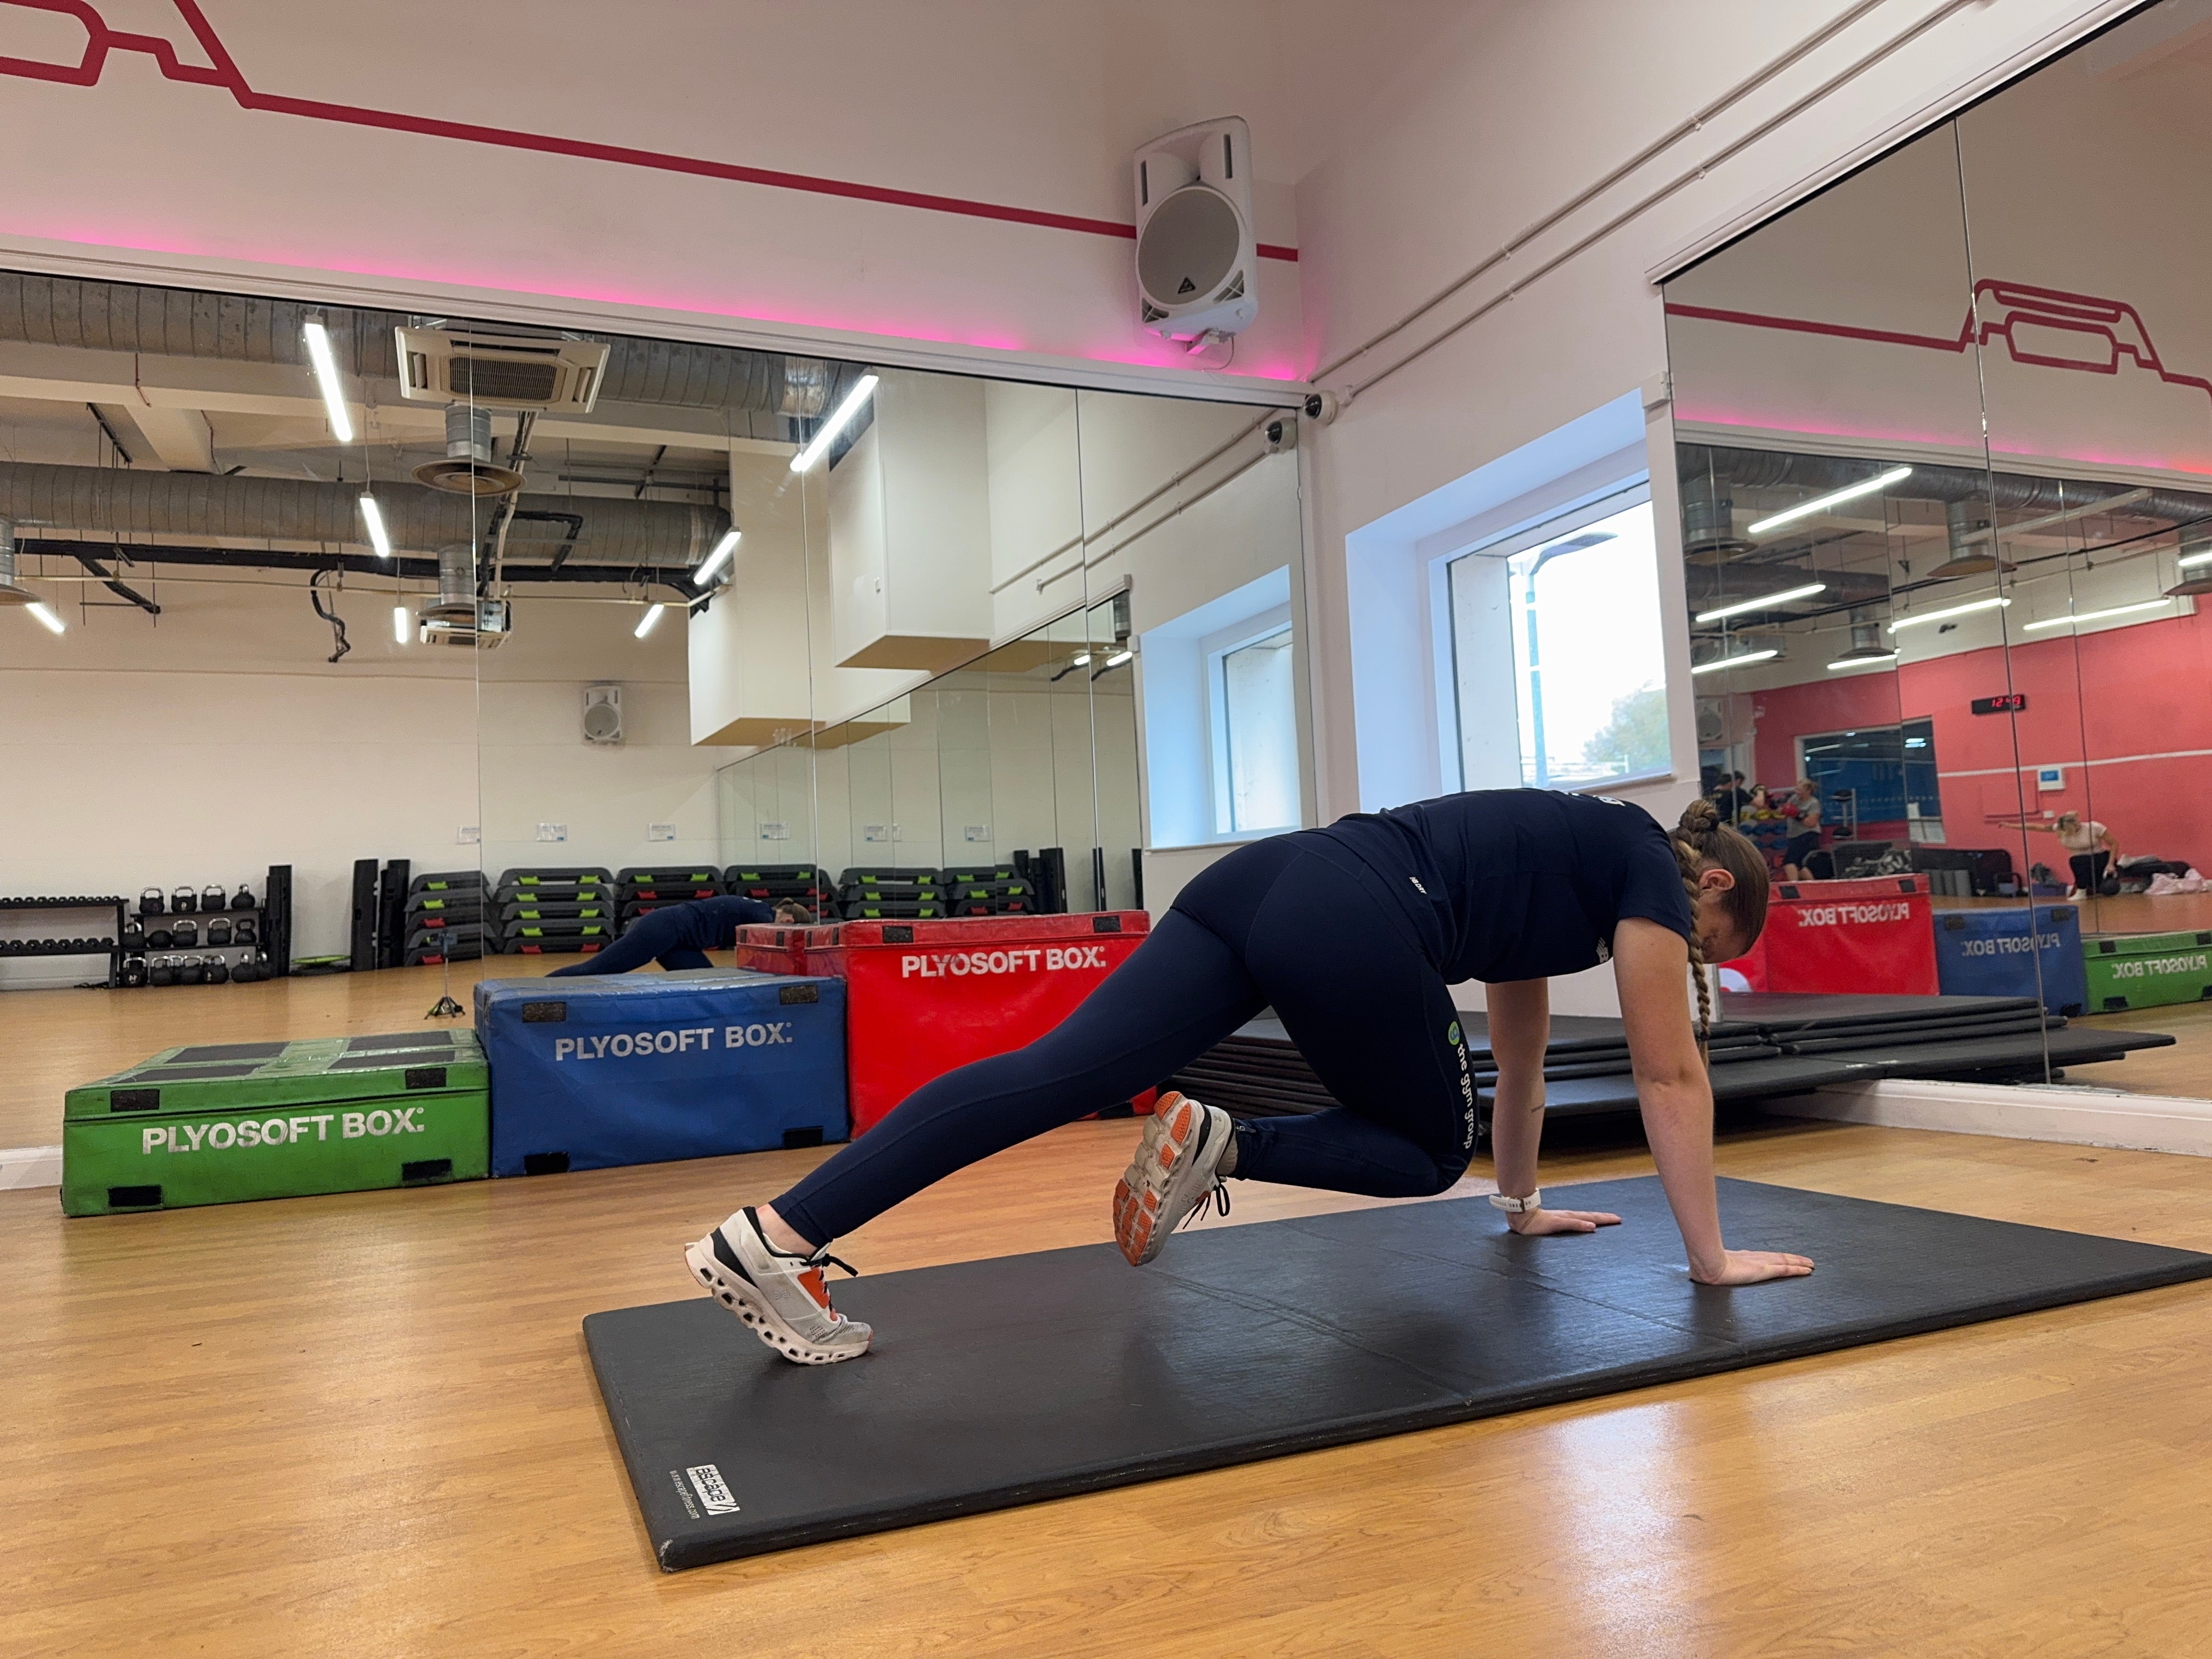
[1132,117,1258,346]
[583,684,623,746]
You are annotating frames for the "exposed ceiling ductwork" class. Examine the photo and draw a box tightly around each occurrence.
[0,273,842,417]
[0,460,730,569]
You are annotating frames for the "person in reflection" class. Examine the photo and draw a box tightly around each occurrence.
[549,895,812,977]
[1710,771,1752,822]
[1781,779,1825,881]
[681,793,1813,1367]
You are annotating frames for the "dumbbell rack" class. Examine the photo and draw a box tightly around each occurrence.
[0,896,127,991]
[132,901,274,988]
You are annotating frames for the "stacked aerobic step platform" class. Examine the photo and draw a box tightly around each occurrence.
[1170,992,2176,1128]
[2082,928,2212,1012]
[937,864,1035,917]
[837,866,947,920]
[726,864,836,917]
[495,867,613,956]
[617,867,723,934]
[62,1029,489,1215]
[405,870,488,966]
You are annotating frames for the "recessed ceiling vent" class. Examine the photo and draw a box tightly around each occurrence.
[396,324,609,412]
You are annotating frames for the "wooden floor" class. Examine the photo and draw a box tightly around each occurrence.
[9,1055,2212,1652]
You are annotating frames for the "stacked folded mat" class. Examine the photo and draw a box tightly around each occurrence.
[617,867,724,934]
[725,864,836,917]
[1170,992,2177,1124]
[404,870,488,965]
[495,866,614,956]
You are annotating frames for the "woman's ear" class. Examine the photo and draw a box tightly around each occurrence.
[1699,866,1737,897]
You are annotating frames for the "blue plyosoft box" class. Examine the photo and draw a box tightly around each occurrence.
[475,968,848,1176]
[1933,904,2089,1015]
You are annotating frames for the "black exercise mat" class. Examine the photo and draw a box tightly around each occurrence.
[584,1176,2212,1570]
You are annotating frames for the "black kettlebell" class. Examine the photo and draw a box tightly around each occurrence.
[172,886,198,915]
[122,926,145,952]
[232,886,255,911]
[204,957,230,985]
[147,928,174,950]
[232,958,259,984]
[2098,877,2121,897]
[178,958,206,986]
[149,958,177,988]
[139,888,165,918]
[121,957,148,988]
[201,884,227,913]
[235,917,258,945]
[206,917,233,946]
[172,919,199,949]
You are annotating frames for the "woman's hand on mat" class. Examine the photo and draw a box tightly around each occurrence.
[1506,1207,1622,1236]
[1688,1249,1815,1285]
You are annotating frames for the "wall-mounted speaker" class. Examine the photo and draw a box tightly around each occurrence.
[583,684,623,746]
[1132,116,1258,346]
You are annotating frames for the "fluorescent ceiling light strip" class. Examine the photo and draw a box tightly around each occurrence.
[634,603,665,639]
[1690,648,1778,675]
[301,318,354,443]
[789,373,881,473]
[692,529,741,584]
[1888,595,2009,633]
[26,600,64,634]
[1695,581,1826,623]
[392,605,410,645]
[1071,652,1091,666]
[1827,651,1897,672]
[1746,466,1912,538]
[1105,648,1133,667]
[359,494,392,559]
[2021,599,2174,632]
[2179,548,2212,570]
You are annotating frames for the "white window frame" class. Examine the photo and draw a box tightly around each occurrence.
[1203,602,1297,838]
[1443,480,1668,794]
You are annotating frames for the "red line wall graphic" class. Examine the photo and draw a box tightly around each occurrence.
[0,0,1297,263]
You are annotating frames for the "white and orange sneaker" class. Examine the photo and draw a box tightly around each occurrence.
[684,1208,872,1365]
[1113,1092,1235,1266]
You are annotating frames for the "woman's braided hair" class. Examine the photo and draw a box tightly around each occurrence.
[1669,798,1772,1047]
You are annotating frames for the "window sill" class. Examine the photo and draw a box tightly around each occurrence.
[1566,770,1675,795]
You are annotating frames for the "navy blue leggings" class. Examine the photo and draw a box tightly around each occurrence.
[547,895,776,976]
[774,835,1477,1248]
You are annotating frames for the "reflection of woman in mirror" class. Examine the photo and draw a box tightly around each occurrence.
[1780,780,1824,881]
[548,895,811,977]
[679,793,1810,1367]
[2040,811,2119,895]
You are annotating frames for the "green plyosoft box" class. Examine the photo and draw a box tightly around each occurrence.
[62,1030,489,1217]
[2081,929,2212,1013]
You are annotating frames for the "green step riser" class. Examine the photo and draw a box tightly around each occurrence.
[63,1094,489,1215]
[2083,950,2212,1012]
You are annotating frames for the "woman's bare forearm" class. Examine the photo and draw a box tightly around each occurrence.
[1638,1074,1726,1276]
[1483,980,1550,1198]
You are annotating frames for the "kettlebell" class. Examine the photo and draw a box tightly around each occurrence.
[171,885,198,915]
[139,888,165,918]
[232,886,255,911]
[149,957,178,988]
[235,917,258,945]
[232,958,260,984]
[204,956,230,985]
[201,884,227,913]
[172,919,199,949]
[147,928,174,950]
[206,917,233,947]
[121,957,148,989]
[178,958,206,986]
[2098,877,2121,898]
[122,925,146,953]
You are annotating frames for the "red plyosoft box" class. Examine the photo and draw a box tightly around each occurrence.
[1723,874,1939,996]
[797,913,1152,1135]
[732,923,823,977]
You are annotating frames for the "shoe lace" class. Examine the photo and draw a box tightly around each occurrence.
[1177,1180,1232,1233]
[807,1248,861,1278]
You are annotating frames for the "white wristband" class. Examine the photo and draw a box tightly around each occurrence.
[1489,1189,1541,1214]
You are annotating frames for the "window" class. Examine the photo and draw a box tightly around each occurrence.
[1216,625,1297,833]
[1449,494,1668,791]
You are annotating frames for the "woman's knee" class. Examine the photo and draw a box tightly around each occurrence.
[1420,1146,1471,1195]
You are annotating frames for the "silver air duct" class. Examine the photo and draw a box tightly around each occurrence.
[2170,522,2212,599]
[417,543,509,649]
[1831,618,1894,663]
[414,404,526,495]
[0,460,729,568]
[0,518,33,605]
[1929,497,2010,578]
[1680,471,1750,559]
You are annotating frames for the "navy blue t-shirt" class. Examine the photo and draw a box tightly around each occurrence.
[1308,789,1695,983]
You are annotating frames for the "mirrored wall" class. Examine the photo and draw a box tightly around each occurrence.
[1662,0,2212,1080]
[0,268,1306,997]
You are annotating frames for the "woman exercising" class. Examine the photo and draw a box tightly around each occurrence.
[549,895,810,977]
[684,791,1814,1365]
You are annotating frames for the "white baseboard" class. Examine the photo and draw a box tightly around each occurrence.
[1769,1080,2212,1157]
[0,1145,62,1190]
